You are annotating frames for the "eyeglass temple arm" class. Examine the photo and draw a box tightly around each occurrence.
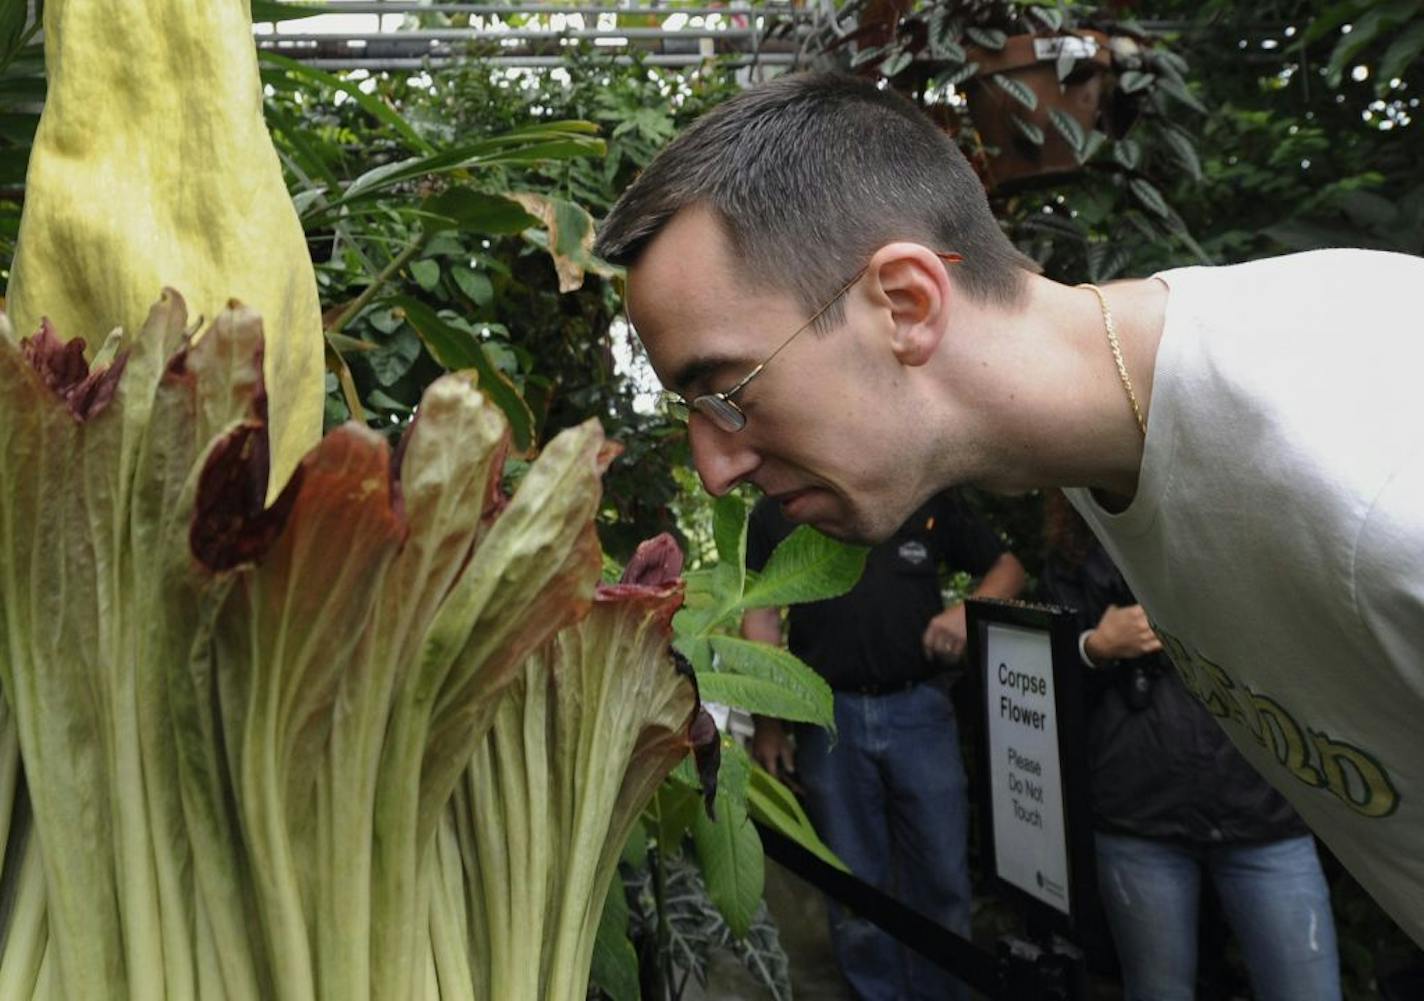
[720,252,961,401]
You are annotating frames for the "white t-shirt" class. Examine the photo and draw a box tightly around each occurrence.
[1067,249,1424,945]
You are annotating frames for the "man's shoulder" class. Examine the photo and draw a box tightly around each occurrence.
[1157,248,1424,308]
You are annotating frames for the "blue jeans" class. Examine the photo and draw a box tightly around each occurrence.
[1095,831,1341,1001]
[795,683,972,1001]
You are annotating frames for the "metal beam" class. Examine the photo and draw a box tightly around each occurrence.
[256,2,803,16]
[292,53,799,69]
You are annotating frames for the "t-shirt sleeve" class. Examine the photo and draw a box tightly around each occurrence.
[931,492,1007,576]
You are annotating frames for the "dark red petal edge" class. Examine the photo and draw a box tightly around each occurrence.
[673,648,721,821]
[20,319,129,422]
[190,421,303,572]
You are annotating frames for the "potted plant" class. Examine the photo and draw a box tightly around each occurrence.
[828,1,1198,194]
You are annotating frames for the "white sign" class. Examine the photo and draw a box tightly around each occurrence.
[1032,35,1100,61]
[984,622,1071,915]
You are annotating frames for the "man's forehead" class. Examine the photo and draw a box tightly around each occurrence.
[626,231,766,392]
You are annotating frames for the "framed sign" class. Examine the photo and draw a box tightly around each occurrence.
[966,598,1094,936]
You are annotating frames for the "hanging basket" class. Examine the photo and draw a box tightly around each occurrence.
[965,31,1112,192]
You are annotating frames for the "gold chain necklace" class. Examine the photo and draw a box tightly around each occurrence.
[1077,283,1147,438]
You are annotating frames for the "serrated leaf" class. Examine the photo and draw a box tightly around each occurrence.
[1129,177,1170,218]
[741,526,867,608]
[713,494,748,586]
[966,26,1008,50]
[1113,137,1142,171]
[692,746,763,939]
[1012,114,1046,146]
[1118,69,1156,94]
[882,50,914,77]
[992,72,1039,111]
[706,636,834,727]
[1048,108,1087,156]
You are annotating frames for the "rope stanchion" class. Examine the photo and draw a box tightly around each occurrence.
[755,821,1011,998]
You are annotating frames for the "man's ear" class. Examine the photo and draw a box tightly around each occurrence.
[864,243,953,367]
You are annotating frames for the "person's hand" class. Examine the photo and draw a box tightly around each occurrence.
[751,718,800,792]
[1084,604,1162,664]
[922,602,968,663]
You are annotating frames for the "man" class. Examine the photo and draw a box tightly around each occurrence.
[594,72,1424,945]
[745,492,1024,1001]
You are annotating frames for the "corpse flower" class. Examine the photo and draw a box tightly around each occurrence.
[0,293,714,1000]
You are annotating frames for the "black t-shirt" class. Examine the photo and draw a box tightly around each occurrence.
[745,492,1005,690]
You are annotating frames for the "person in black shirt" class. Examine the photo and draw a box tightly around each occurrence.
[744,491,1024,1001]
[1038,492,1340,1001]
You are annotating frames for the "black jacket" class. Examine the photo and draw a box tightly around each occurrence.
[1039,544,1307,844]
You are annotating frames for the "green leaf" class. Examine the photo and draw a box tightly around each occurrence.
[450,266,495,308]
[1011,114,1046,147]
[851,44,886,68]
[1048,109,1087,156]
[992,72,1039,111]
[932,61,981,89]
[1325,1,1417,85]
[1160,125,1202,181]
[589,879,640,1001]
[409,259,441,292]
[509,193,607,293]
[692,745,764,939]
[0,0,28,65]
[653,777,704,855]
[1032,6,1065,31]
[1378,18,1424,84]
[366,327,422,386]
[324,332,378,356]
[251,0,331,22]
[1118,69,1156,94]
[746,765,845,871]
[705,637,834,727]
[259,50,433,154]
[312,129,602,218]
[422,188,541,237]
[966,26,1008,50]
[882,50,914,77]
[675,560,747,641]
[1304,0,1359,45]
[1082,128,1109,162]
[389,295,535,451]
[1113,137,1142,171]
[1129,177,1170,218]
[713,494,748,587]
[741,526,867,608]
[1156,75,1208,114]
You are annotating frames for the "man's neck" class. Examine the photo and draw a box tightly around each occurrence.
[995,273,1169,500]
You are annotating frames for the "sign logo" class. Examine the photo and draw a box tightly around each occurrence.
[898,540,930,566]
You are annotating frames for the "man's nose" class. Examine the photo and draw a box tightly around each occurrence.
[688,415,759,497]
